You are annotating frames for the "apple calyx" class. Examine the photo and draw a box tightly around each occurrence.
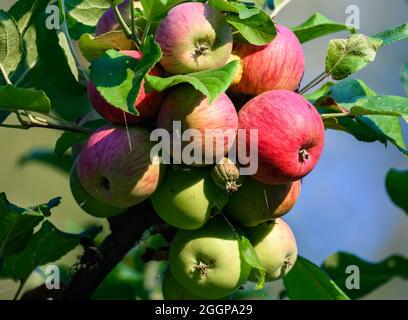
[100,177,111,192]
[226,181,240,193]
[195,261,209,278]
[194,41,210,58]
[299,148,310,162]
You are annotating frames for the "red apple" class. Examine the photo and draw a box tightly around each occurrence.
[155,2,233,74]
[230,24,304,96]
[238,90,324,185]
[77,125,164,208]
[88,50,164,125]
[157,85,238,165]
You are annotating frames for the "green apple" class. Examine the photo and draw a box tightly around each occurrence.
[151,166,229,230]
[169,216,251,299]
[162,268,203,300]
[247,219,297,281]
[70,163,125,218]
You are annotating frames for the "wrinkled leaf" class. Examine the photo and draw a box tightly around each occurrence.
[9,0,50,35]
[0,10,22,76]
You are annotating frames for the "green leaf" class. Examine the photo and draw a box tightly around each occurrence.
[140,0,186,22]
[401,63,408,97]
[8,0,50,35]
[268,0,291,17]
[283,256,349,300]
[322,252,408,299]
[0,85,51,113]
[1,221,102,281]
[373,23,408,47]
[325,34,382,80]
[292,13,353,44]
[91,38,162,115]
[79,31,133,62]
[304,82,335,104]
[238,234,266,290]
[18,149,74,175]
[0,10,22,76]
[64,0,111,40]
[386,169,408,214]
[146,60,238,104]
[54,119,105,158]
[0,193,60,257]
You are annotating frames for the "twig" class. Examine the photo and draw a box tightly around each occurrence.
[58,201,161,300]
[130,0,142,49]
[299,71,328,95]
[113,3,132,38]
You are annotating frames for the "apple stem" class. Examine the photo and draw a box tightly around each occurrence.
[299,149,310,162]
[299,71,328,95]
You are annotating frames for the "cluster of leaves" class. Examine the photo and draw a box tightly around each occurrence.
[0,0,408,300]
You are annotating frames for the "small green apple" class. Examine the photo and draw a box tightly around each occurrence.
[247,219,297,281]
[151,166,229,230]
[70,163,125,218]
[169,216,251,299]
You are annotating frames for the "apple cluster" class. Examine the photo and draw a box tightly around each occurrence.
[70,1,325,299]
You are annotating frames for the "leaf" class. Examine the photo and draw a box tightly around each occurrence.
[79,31,133,62]
[325,34,382,80]
[140,0,186,22]
[317,79,408,155]
[322,252,408,299]
[146,60,238,104]
[373,23,408,47]
[292,13,353,44]
[386,169,408,214]
[401,63,408,97]
[1,221,102,281]
[209,0,260,18]
[8,0,50,35]
[54,119,105,158]
[283,256,349,300]
[303,82,335,104]
[0,193,59,257]
[90,38,162,115]
[0,85,51,113]
[0,10,22,76]
[18,149,74,175]
[268,0,291,17]
[238,234,266,290]
[0,111,9,123]
[64,0,111,39]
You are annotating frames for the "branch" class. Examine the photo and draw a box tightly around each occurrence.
[299,71,328,95]
[58,200,161,300]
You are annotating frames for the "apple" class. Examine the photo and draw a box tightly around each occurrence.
[88,50,164,125]
[238,90,324,185]
[230,24,304,96]
[151,166,229,230]
[95,0,142,36]
[157,85,238,165]
[162,268,204,300]
[70,162,125,218]
[155,2,233,74]
[169,216,251,299]
[247,219,297,281]
[77,125,164,208]
[225,178,301,227]
[211,157,244,193]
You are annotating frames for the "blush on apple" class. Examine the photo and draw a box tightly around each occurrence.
[77,125,164,208]
[230,24,304,96]
[155,2,233,74]
[88,50,164,125]
[157,85,238,165]
[238,90,324,185]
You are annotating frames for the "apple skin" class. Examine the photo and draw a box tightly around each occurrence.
[238,90,324,185]
[155,2,233,74]
[95,0,142,36]
[77,125,164,208]
[157,85,238,165]
[225,178,301,227]
[87,50,164,125]
[70,162,125,218]
[247,219,297,281]
[162,268,204,300]
[169,216,251,299]
[230,24,304,96]
[151,166,229,230]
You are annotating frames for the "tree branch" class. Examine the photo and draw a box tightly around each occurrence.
[58,200,161,300]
